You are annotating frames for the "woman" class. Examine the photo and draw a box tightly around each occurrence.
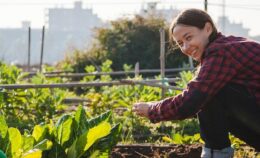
[133,8,260,158]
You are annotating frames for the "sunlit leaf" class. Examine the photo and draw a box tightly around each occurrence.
[34,139,53,151]
[32,125,48,143]
[75,105,88,135]
[54,115,74,147]
[172,133,183,144]
[162,136,172,143]
[8,127,22,157]
[22,135,35,153]
[22,149,42,158]
[84,121,111,151]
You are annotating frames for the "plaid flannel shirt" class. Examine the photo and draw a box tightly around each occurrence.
[148,33,260,123]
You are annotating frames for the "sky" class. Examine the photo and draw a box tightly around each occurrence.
[0,0,260,36]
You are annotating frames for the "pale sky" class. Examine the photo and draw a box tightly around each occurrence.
[0,0,260,36]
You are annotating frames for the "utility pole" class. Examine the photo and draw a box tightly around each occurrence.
[222,0,226,34]
[204,0,208,12]
[39,26,45,72]
[27,27,31,71]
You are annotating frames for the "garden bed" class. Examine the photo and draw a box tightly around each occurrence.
[111,144,202,158]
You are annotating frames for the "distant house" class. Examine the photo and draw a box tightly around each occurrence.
[0,1,102,65]
[48,1,101,31]
[0,23,41,64]
[139,2,180,23]
[217,16,250,38]
[43,1,102,64]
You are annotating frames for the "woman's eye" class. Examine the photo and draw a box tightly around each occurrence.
[186,36,192,41]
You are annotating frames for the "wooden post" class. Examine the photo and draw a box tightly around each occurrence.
[27,27,31,71]
[189,56,194,69]
[39,26,45,72]
[134,62,139,78]
[159,28,166,99]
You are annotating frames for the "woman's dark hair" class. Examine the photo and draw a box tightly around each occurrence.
[169,8,218,48]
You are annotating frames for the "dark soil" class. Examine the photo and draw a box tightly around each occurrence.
[111,144,202,158]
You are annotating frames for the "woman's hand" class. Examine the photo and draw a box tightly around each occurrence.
[133,102,156,118]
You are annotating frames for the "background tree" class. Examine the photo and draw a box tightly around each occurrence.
[58,15,189,72]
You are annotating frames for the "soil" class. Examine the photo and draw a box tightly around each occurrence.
[111,144,202,158]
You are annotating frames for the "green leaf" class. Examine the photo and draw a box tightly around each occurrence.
[67,139,78,158]
[0,116,8,139]
[34,139,53,151]
[84,121,111,151]
[54,115,74,147]
[67,111,111,158]
[8,127,22,157]
[67,118,112,158]
[22,135,35,153]
[21,149,42,158]
[115,100,129,107]
[0,91,4,102]
[86,123,122,157]
[162,136,173,143]
[193,133,201,141]
[182,135,192,144]
[74,105,88,135]
[172,133,183,145]
[32,125,48,143]
[87,111,111,129]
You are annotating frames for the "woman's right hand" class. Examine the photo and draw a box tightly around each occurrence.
[133,102,158,118]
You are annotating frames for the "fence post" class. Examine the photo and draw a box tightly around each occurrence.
[39,25,45,72]
[188,56,194,69]
[135,62,139,78]
[159,28,166,99]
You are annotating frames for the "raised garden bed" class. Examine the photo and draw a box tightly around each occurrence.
[111,144,202,158]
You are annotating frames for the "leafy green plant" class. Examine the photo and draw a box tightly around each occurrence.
[162,133,203,145]
[0,106,121,158]
[176,71,194,89]
[0,87,67,130]
[0,62,24,84]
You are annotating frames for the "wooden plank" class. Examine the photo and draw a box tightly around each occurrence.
[25,67,195,78]
[0,79,183,90]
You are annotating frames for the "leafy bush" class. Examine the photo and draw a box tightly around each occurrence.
[0,106,121,158]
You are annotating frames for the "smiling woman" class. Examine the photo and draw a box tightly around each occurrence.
[133,8,260,158]
[171,25,210,61]
[169,8,218,62]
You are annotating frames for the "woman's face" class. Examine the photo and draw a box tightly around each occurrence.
[172,23,212,62]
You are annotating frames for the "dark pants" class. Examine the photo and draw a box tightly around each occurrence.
[198,83,260,151]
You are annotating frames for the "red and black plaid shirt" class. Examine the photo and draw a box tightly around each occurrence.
[149,33,260,123]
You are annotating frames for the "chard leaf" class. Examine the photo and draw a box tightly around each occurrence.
[32,125,48,143]
[22,135,35,153]
[74,105,87,135]
[34,139,53,151]
[54,115,74,147]
[8,127,22,157]
[21,149,42,158]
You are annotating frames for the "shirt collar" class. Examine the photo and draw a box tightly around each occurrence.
[201,32,224,61]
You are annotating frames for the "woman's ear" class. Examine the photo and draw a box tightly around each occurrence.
[204,22,213,35]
